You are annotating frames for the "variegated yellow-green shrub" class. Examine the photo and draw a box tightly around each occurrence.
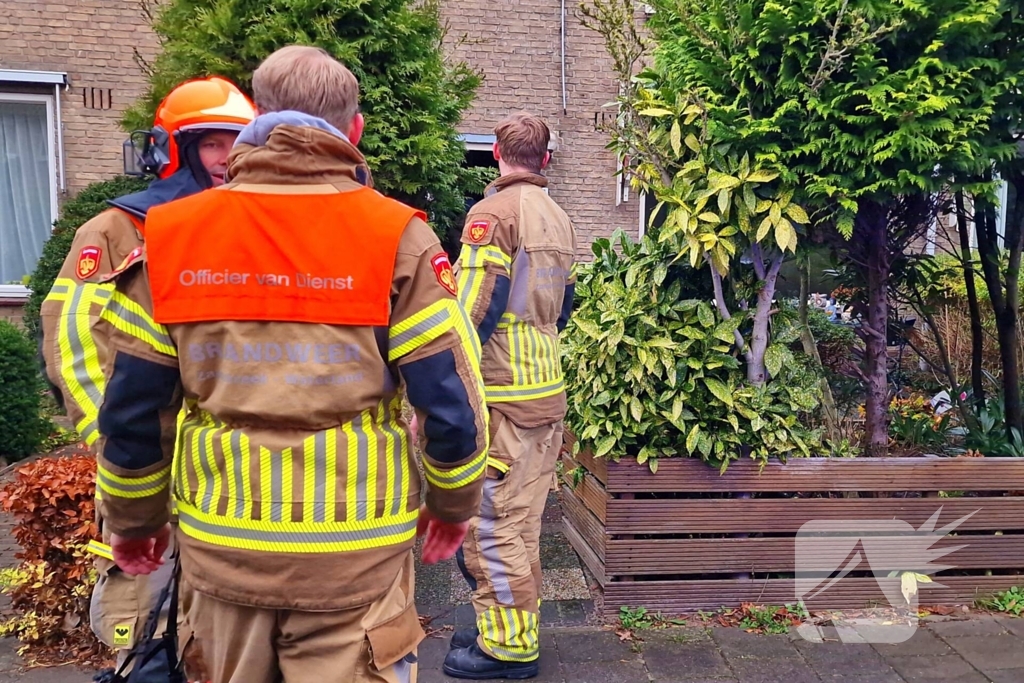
[563,231,822,473]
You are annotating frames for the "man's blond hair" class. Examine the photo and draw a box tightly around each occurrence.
[494,112,550,173]
[252,45,360,132]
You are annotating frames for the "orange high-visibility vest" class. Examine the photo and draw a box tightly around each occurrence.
[144,187,425,326]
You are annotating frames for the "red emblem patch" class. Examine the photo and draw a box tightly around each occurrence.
[468,220,489,243]
[76,246,102,280]
[431,253,458,296]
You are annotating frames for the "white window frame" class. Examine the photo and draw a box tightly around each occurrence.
[0,91,59,300]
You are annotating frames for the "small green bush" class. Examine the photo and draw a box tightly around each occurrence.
[23,176,149,336]
[0,321,47,462]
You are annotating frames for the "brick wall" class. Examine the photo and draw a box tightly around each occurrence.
[0,303,25,328]
[0,0,161,197]
[441,0,638,257]
[1,0,630,262]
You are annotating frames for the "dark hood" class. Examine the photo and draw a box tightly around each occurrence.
[106,166,208,221]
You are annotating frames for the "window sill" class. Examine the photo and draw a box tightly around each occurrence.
[0,284,31,304]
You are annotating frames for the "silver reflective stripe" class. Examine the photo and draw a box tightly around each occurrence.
[198,427,217,513]
[511,324,524,385]
[270,448,284,523]
[433,455,487,487]
[488,380,565,400]
[67,284,104,410]
[379,402,405,517]
[458,255,483,309]
[507,245,530,317]
[231,431,246,518]
[479,478,514,605]
[97,471,163,495]
[178,509,417,545]
[394,657,413,683]
[354,414,369,521]
[105,296,174,349]
[79,420,98,444]
[313,430,327,524]
[390,308,451,350]
[49,283,70,295]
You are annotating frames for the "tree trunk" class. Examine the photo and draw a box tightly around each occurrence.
[1002,177,1023,436]
[798,252,840,438]
[955,190,986,405]
[975,180,1024,437]
[857,200,891,456]
[747,252,784,386]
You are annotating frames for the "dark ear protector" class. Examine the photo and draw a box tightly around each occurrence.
[122,126,173,177]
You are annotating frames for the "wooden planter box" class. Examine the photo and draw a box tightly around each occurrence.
[560,433,1024,617]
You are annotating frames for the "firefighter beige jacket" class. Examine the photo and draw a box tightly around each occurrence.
[454,173,577,429]
[94,122,488,613]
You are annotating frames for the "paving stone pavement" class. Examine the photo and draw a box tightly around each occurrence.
[415,617,1024,683]
[1,470,1022,682]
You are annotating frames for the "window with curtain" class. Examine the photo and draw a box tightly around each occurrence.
[0,96,55,285]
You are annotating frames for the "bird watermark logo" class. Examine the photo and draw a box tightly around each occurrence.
[794,508,977,643]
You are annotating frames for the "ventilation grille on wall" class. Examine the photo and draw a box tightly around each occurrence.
[82,87,113,110]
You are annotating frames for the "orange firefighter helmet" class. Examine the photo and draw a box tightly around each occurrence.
[137,77,256,178]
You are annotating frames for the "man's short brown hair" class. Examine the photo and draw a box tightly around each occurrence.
[252,45,360,132]
[494,112,550,173]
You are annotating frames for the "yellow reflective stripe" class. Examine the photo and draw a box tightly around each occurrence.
[364,415,378,510]
[53,279,110,444]
[86,540,114,561]
[235,431,254,519]
[511,323,525,386]
[477,606,539,662]
[324,429,338,521]
[496,311,518,329]
[379,399,397,519]
[423,450,487,490]
[486,377,566,403]
[76,416,99,448]
[457,245,487,320]
[191,427,210,512]
[489,459,510,474]
[176,503,418,553]
[100,290,177,357]
[96,464,170,499]
[343,419,359,522]
[389,300,454,361]
[303,433,317,524]
[475,245,511,272]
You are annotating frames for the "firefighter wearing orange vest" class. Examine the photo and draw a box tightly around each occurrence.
[444,112,577,680]
[39,76,255,678]
[94,46,487,683]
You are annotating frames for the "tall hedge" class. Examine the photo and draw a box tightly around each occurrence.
[23,176,148,336]
[124,0,486,239]
[0,321,47,462]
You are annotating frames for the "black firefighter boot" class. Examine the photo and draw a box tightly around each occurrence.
[442,643,539,680]
[449,626,480,649]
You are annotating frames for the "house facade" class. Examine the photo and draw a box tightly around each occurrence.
[0,0,642,324]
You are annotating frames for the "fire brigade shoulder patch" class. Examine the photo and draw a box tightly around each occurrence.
[468,220,490,243]
[75,246,102,280]
[100,246,144,283]
[431,252,458,296]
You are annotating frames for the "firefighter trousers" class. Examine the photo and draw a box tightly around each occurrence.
[460,411,563,662]
[187,552,423,683]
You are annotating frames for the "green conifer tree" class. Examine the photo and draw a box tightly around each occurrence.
[125,0,488,238]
